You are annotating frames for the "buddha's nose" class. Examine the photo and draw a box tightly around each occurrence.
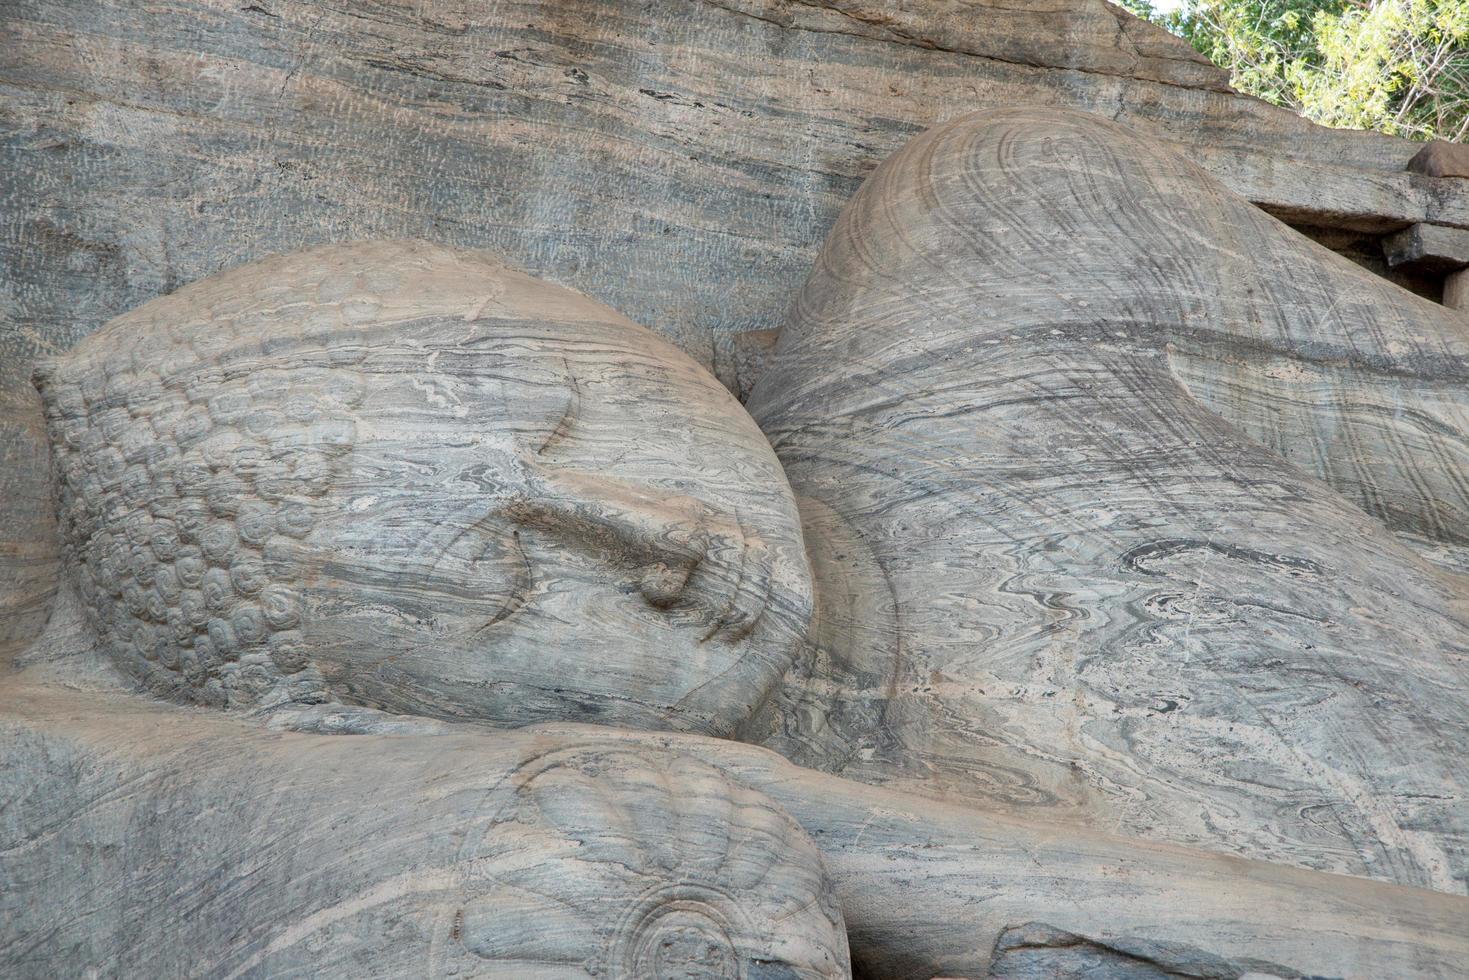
[506,457,773,642]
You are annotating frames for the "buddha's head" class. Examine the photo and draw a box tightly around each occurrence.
[33,241,812,737]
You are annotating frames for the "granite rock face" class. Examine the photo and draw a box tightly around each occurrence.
[5,674,1468,978]
[984,923,1311,979]
[749,107,1469,895]
[1408,139,1469,178]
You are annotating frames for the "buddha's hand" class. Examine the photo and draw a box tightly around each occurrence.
[506,457,774,643]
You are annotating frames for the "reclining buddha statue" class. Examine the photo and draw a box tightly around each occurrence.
[3,109,1468,978]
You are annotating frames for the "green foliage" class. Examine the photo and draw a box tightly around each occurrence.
[1122,0,1469,141]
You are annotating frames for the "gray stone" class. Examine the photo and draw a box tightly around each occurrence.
[0,678,851,976]
[28,241,812,735]
[6,8,1469,969]
[985,923,1314,979]
[732,329,782,404]
[5,671,1468,977]
[1447,268,1469,310]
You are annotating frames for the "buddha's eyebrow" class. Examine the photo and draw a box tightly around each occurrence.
[535,355,580,459]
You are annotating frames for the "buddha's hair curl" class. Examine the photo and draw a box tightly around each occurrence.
[29,248,420,709]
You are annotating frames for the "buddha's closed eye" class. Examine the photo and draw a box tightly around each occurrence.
[424,517,533,636]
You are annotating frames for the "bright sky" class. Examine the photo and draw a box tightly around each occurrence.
[1151,0,1187,13]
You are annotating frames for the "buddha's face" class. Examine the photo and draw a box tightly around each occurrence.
[35,242,812,737]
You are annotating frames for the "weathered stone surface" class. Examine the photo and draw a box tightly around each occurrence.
[8,0,1469,659]
[8,4,1469,958]
[732,328,782,403]
[749,107,1469,894]
[3,241,839,976]
[0,681,851,975]
[1293,223,1444,301]
[1447,267,1469,309]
